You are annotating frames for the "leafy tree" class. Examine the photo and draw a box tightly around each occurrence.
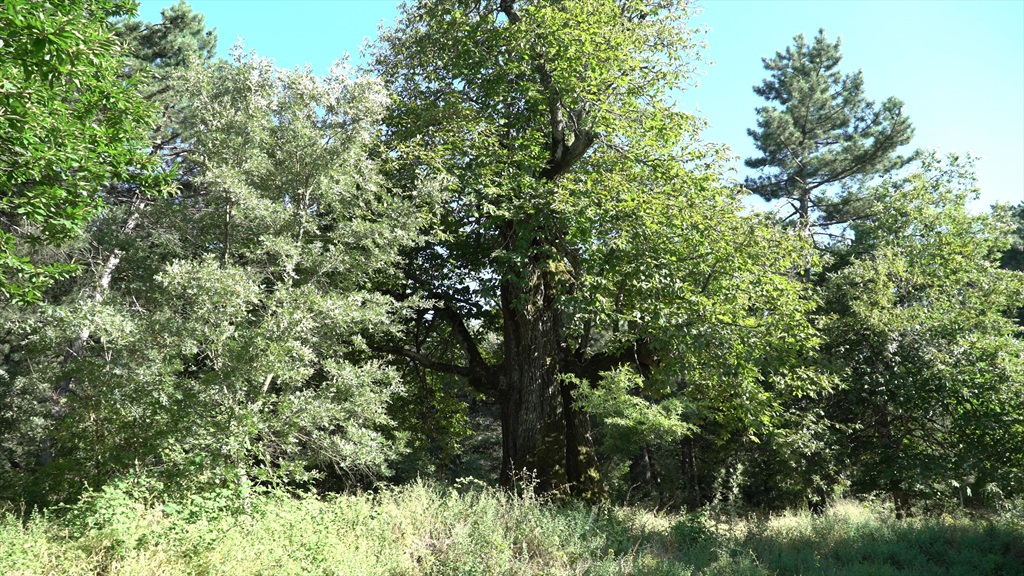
[1,46,420,504]
[0,2,222,506]
[372,0,819,498]
[0,0,160,303]
[820,154,1024,511]
[745,29,914,238]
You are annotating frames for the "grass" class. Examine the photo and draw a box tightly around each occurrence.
[1,481,1022,575]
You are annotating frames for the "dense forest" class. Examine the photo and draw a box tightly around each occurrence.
[1,1,1023,573]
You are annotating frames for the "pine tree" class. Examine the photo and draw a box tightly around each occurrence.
[745,29,914,237]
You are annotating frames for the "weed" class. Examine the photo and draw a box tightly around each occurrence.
[1,486,1022,575]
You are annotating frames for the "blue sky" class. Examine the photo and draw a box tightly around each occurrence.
[138,0,1024,209]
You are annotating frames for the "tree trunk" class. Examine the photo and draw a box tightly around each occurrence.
[682,437,702,510]
[496,252,603,500]
[878,408,909,518]
[628,445,660,504]
[35,195,145,490]
[498,267,567,494]
[798,188,813,281]
[562,377,604,501]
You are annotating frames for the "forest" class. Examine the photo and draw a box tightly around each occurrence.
[1,0,1023,574]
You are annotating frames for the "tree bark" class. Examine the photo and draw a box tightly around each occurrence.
[561,376,603,501]
[497,262,567,493]
[628,445,660,504]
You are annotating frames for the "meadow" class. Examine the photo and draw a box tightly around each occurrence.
[2,481,1022,576]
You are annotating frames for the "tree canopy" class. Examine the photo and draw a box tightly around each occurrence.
[819,154,1024,510]
[0,0,162,303]
[371,0,819,498]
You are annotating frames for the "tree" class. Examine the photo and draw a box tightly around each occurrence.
[116,0,217,167]
[117,0,216,75]
[1,34,422,504]
[372,0,818,498]
[820,154,1024,511]
[0,2,223,506]
[0,0,160,303]
[999,202,1024,327]
[745,29,914,239]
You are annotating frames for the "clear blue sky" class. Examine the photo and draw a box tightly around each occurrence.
[138,0,1024,209]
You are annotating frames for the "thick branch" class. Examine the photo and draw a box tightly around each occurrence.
[568,338,661,384]
[501,0,597,181]
[438,304,487,372]
[381,345,471,378]
[499,0,521,24]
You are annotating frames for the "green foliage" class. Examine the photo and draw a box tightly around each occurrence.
[571,368,695,450]
[998,202,1024,326]
[745,29,914,232]
[1,0,1021,524]
[373,0,822,494]
[0,0,162,302]
[1,485,1022,575]
[820,153,1024,506]
[117,0,217,74]
[999,203,1024,271]
[0,46,421,503]
[388,369,476,481]
[114,0,218,167]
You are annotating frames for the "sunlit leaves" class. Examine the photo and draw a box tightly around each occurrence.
[0,0,160,302]
[821,154,1024,502]
[374,0,824,479]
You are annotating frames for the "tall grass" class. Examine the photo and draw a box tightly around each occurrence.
[2,481,1022,575]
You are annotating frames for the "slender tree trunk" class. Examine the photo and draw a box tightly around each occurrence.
[798,188,813,281]
[628,445,660,504]
[37,195,145,470]
[682,437,702,510]
[879,408,908,518]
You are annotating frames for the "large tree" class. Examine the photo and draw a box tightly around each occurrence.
[372,0,817,498]
[745,29,914,239]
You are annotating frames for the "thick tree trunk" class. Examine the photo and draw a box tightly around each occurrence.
[498,269,566,493]
[496,255,603,500]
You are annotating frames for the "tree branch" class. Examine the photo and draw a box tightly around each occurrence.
[438,303,488,372]
[379,345,471,378]
[501,0,597,181]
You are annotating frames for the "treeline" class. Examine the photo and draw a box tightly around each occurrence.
[1,0,1023,517]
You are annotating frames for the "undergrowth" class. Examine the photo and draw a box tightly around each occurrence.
[1,480,1022,575]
